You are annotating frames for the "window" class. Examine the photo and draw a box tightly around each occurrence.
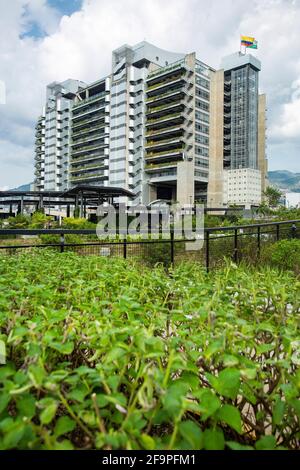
[196,76,209,89]
[195,134,209,145]
[196,100,209,111]
[195,111,209,123]
[195,123,209,135]
[196,87,210,101]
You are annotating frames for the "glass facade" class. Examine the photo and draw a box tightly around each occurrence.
[227,64,259,170]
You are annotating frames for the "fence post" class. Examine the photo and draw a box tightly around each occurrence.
[60,233,65,253]
[276,224,280,241]
[233,229,238,264]
[291,224,297,239]
[257,226,261,257]
[205,231,210,273]
[123,238,127,259]
[170,227,174,265]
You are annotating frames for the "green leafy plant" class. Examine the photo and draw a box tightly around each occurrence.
[0,252,299,450]
[263,186,283,207]
[262,239,300,274]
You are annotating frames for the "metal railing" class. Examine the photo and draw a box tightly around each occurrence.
[0,220,299,271]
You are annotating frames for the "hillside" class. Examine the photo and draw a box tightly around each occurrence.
[268,170,300,192]
[9,183,32,192]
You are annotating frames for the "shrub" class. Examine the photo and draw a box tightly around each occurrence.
[29,211,53,229]
[262,239,300,274]
[5,214,30,229]
[141,240,172,267]
[61,217,96,230]
[39,234,84,246]
[0,253,299,450]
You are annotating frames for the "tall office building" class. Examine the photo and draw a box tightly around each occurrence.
[208,52,267,208]
[35,79,86,192]
[34,42,267,208]
[70,78,110,188]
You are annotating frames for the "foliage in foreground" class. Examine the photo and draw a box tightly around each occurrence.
[262,239,300,275]
[0,251,299,450]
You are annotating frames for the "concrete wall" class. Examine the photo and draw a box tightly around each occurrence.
[258,94,268,194]
[207,69,224,207]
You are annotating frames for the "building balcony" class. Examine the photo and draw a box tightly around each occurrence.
[70,172,106,183]
[72,113,109,129]
[146,101,185,118]
[145,125,183,138]
[147,62,186,81]
[72,104,107,121]
[70,163,105,173]
[147,75,186,96]
[145,137,184,150]
[146,84,193,106]
[145,148,185,163]
[71,152,106,165]
[72,91,107,111]
[145,161,178,171]
[145,112,186,129]
[71,142,108,156]
[72,125,107,140]
[71,133,106,147]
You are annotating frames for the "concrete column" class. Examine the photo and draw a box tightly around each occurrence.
[258,94,268,196]
[149,185,157,203]
[20,196,24,215]
[39,195,44,211]
[207,69,225,208]
[74,195,79,217]
[80,193,84,218]
[177,161,194,206]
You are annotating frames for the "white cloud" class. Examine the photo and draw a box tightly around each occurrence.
[0,79,5,104]
[22,0,61,35]
[271,79,300,140]
[0,0,300,188]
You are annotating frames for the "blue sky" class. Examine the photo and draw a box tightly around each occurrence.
[21,0,83,39]
[48,0,82,17]
[0,0,300,189]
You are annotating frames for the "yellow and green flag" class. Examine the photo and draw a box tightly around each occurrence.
[248,40,258,49]
[241,35,258,49]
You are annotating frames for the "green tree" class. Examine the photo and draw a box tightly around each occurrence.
[255,202,271,217]
[263,186,282,207]
[29,211,52,229]
[6,214,30,228]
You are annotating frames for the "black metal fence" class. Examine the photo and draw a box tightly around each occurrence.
[0,219,299,271]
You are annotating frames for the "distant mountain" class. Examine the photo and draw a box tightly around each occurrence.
[10,183,33,192]
[268,171,300,193]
